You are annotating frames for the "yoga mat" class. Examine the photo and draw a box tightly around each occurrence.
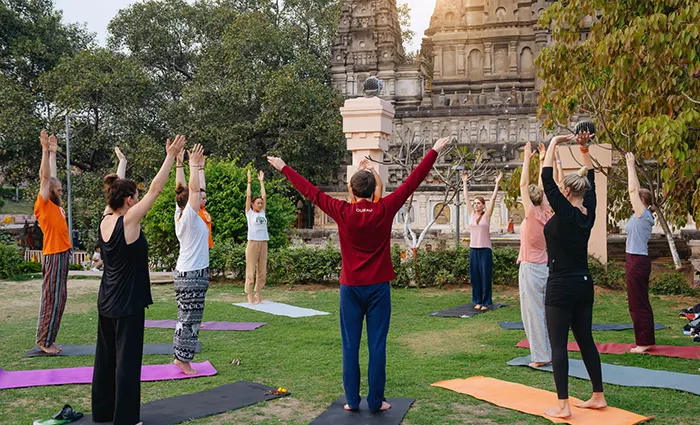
[0,361,216,390]
[517,339,700,360]
[430,303,506,318]
[508,356,700,396]
[24,342,201,358]
[74,381,285,425]
[499,322,667,331]
[233,301,330,318]
[144,320,266,331]
[309,396,415,425]
[432,377,652,425]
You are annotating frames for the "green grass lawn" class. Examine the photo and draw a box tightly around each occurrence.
[0,279,697,424]
[1,198,33,215]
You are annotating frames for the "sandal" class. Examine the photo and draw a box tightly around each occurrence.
[55,404,83,422]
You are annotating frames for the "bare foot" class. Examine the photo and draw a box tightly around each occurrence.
[247,294,255,305]
[480,305,489,311]
[574,392,607,410]
[545,400,571,418]
[344,404,358,411]
[174,359,198,375]
[255,293,263,304]
[474,304,482,310]
[136,423,143,425]
[529,361,551,368]
[630,345,651,354]
[379,401,392,411]
[38,344,61,355]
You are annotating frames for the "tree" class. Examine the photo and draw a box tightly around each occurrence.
[536,0,700,269]
[397,2,415,53]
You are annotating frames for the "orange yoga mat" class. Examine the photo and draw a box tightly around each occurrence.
[432,377,652,425]
[517,339,700,360]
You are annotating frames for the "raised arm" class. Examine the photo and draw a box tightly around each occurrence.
[39,131,52,201]
[371,167,383,199]
[577,131,597,213]
[124,136,185,232]
[175,148,186,190]
[520,143,535,215]
[542,134,577,216]
[625,152,646,218]
[199,156,206,191]
[187,144,204,212]
[268,156,345,223]
[105,147,129,215]
[49,135,57,178]
[485,171,503,220]
[577,131,594,170]
[245,169,252,213]
[258,170,266,210]
[461,171,475,216]
[554,147,564,188]
[383,137,450,216]
[537,143,550,209]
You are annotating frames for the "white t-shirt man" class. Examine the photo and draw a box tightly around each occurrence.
[246,209,269,241]
[175,203,210,272]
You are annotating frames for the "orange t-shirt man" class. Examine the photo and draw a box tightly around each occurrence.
[34,195,71,255]
[198,207,214,248]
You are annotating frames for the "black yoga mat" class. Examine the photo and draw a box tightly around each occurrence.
[309,396,415,425]
[430,303,506,318]
[24,342,202,358]
[74,381,287,425]
[498,322,667,331]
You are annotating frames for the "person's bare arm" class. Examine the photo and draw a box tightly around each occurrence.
[49,135,57,178]
[461,171,475,216]
[554,147,564,187]
[188,144,204,212]
[105,147,129,216]
[199,156,206,191]
[626,152,646,218]
[371,167,383,199]
[124,135,186,239]
[577,131,594,170]
[258,170,266,210]
[485,172,503,220]
[245,169,252,213]
[39,131,51,201]
[175,148,186,189]
[520,143,534,215]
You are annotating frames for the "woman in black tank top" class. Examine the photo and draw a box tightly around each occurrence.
[91,137,185,425]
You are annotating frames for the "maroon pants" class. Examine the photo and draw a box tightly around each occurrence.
[625,253,655,346]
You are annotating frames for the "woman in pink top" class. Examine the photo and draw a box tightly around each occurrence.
[518,142,554,367]
[462,170,503,311]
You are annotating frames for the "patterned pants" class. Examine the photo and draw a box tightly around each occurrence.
[173,268,209,362]
[36,250,71,347]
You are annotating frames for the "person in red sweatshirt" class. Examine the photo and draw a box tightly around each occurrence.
[267,137,451,413]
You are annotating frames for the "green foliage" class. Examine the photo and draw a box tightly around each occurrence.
[651,269,698,296]
[0,197,5,211]
[268,242,342,285]
[588,256,627,290]
[68,263,83,271]
[142,159,296,270]
[492,247,520,286]
[18,261,42,273]
[0,243,23,279]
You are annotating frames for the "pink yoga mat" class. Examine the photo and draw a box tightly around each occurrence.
[0,361,217,390]
[517,339,700,360]
[144,320,266,331]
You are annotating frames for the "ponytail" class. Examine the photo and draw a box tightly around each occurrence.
[103,174,137,210]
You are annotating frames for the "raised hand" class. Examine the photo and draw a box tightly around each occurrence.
[40,130,49,150]
[258,170,264,182]
[576,131,593,147]
[495,171,504,185]
[266,156,286,171]
[189,143,204,166]
[538,143,546,160]
[460,170,470,183]
[247,169,252,182]
[432,137,451,153]
[551,133,575,145]
[523,142,532,160]
[166,135,186,159]
[115,147,126,162]
[358,158,371,171]
[625,152,635,166]
[48,135,58,153]
[176,148,185,165]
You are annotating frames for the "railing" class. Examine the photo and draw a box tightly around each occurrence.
[24,249,90,265]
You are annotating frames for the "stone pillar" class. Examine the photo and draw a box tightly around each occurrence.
[434,47,443,78]
[483,42,492,76]
[340,96,393,189]
[558,144,613,263]
[509,41,518,73]
[457,45,466,76]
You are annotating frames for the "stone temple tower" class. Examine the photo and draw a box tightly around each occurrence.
[331,0,426,107]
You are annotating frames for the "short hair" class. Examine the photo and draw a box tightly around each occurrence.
[639,189,653,207]
[562,167,591,198]
[175,184,189,209]
[251,196,263,204]
[49,177,61,189]
[103,174,138,210]
[528,184,544,206]
[350,170,376,199]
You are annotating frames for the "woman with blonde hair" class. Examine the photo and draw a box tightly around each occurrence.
[462,170,503,311]
[541,131,606,419]
[517,142,553,367]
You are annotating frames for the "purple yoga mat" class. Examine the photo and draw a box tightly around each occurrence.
[145,319,266,331]
[0,361,217,390]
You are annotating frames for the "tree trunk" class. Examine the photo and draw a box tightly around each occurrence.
[655,208,682,270]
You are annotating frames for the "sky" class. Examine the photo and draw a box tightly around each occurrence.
[54,0,434,52]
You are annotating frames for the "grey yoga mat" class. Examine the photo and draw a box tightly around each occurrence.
[430,303,506,318]
[498,321,667,331]
[73,381,287,425]
[24,342,201,358]
[309,396,415,425]
[508,356,700,396]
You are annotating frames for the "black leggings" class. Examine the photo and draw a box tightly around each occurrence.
[545,280,604,399]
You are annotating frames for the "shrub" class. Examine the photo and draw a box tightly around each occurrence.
[268,242,342,285]
[18,261,42,273]
[492,247,520,286]
[588,256,626,290]
[651,269,698,296]
[0,197,5,211]
[0,243,23,279]
[69,263,84,271]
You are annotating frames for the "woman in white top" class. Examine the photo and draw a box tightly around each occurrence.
[245,169,269,305]
[173,143,209,375]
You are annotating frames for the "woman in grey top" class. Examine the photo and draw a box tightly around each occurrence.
[624,152,656,353]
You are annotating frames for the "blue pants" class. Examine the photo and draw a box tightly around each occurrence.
[470,248,493,306]
[339,282,391,411]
